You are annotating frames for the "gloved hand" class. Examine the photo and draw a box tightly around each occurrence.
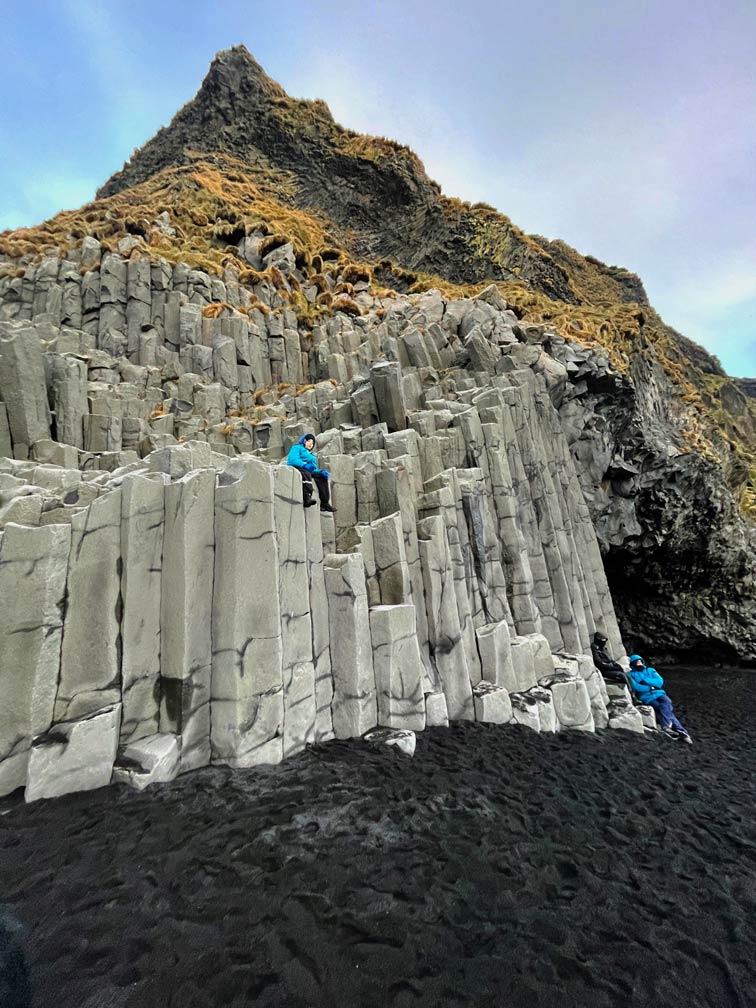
[320,469,330,479]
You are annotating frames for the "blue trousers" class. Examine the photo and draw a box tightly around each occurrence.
[649,694,688,735]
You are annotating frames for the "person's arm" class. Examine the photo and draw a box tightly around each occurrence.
[592,647,621,673]
[291,445,318,472]
[628,670,646,694]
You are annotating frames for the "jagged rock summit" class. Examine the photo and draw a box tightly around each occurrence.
[0,46,755,803]
[98,45,638,304]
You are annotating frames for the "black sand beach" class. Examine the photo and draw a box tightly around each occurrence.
[2,668,756,1008]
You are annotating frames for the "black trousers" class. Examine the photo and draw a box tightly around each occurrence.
[293,466,331,506]
[601,670,627,686]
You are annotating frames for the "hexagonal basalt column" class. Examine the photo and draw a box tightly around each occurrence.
[324,552,377,739]
[370,604,426,731]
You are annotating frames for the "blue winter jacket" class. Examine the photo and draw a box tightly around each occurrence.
[627,656,666,703]
[287,435,321,474]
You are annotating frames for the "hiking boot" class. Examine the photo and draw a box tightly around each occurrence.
[320,503,336,513]
[303,498,317,508]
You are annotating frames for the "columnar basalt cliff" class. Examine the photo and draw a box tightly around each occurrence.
[0,47,754,800]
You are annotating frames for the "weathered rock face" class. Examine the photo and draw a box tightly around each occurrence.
[0,48,755,801]
[0,273,646,801]
[94,47,613,302]
[549,335,756,660]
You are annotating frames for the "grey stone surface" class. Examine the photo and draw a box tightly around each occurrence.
[275,465,317,759]
[370,512,411,605]
[370,360,405,432]
[113,733,180,791]
[120,474,166,744]
[0,254,690,801]
[510,692,542,732]
[638,705,657,730]
[370,604,426,731]
[26,704,121,802]
[472,680,513,724]
[529,686,557,732]
[364,727,416,757]
[210,458,283,768]
[0,403,11,457]
[425,691,449,727]
[305,503,334,741]
[549,675,594,731]
[324,552,377,738]
[160,469,215,772]
[48,354,88,449]
[0,320,52,456]
[56,489,122,723]
[509,636,538,693]
[0,522,71,797]
[417,515,474,721]
[475,621,516,689]
[608,698,645,734]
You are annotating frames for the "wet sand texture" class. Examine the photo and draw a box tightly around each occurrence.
[1,669,755,1008]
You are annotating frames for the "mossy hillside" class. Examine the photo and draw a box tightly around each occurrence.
[0,44,753,511]
[2,156,755,502]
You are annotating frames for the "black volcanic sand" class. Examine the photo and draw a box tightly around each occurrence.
[3,668,756,1008]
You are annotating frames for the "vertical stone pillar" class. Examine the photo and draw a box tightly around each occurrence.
[210,459,283,767]
[274,465,317,759]
[370,604,426,731]
[56,489,122,723]
[420,482,482,683]
[370,360,406,432]
[98,254,128,355]
[459,474,512,627]
[120,473,167,744]
[0,523,71,797]
[305,504,334,741]
[0,319,52,457]
[510,381,584,651]
[127,257,152,357]
[417,515,474,720]
[324,553,377,738]
[160,469,215,773]
[549,406,624,655]
[370,511,411,605]
[480,417,541,635]
[376,460,435,690]
[354,450,386,524]
[327,454,357,536]
[499,388,558,642]
[48,354,87,449]
[475,620,516,690]
[0,403,11,458]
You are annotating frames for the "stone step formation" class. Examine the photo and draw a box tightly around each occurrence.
[0,242,646,802]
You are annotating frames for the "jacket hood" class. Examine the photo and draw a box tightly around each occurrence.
[628,654,644,664]
[593,632,607,644]
[298,433,316,446]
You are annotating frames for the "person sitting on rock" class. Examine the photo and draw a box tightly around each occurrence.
[590,631,627,686]
[627,655,692,743]
[286,433,335,513]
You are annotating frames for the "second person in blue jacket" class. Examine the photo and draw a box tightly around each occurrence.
[627,655,691,743]
[286,433,336,512]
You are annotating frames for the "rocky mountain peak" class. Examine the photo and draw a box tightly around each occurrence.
[204,44,289,100]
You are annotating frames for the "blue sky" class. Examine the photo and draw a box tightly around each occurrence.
[2,0,755,377]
